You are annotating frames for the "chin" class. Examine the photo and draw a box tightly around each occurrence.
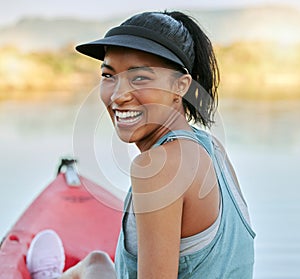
[115,129,138,144]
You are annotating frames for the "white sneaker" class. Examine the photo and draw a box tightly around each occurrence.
[26,229,65,279]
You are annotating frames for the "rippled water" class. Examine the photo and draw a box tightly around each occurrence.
[0,95,299,278]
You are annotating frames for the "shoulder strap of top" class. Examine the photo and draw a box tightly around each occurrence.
[152,126,214,157]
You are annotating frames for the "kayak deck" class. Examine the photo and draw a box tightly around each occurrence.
[0,163,123,278]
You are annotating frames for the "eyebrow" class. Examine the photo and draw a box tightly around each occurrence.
[101,63,155,73]
[101,63,114,71]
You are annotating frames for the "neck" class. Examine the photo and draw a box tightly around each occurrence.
[135,115,192,152]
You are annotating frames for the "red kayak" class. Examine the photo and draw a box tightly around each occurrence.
[0,159,123,279]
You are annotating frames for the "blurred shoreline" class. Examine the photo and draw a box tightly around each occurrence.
[1,5,300,102]
[1,41,299,102]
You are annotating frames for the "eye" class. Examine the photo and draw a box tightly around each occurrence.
[101,73,114,79]
[135,76,149,81]
[101,73,117,85]
[131,75,151,83]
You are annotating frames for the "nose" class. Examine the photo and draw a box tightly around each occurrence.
[110,76,133,104]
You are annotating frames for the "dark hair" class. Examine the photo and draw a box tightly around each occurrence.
[122,11,220,128]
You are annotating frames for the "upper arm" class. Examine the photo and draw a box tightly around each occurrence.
[130,142,200,278]
[135,196,183,278]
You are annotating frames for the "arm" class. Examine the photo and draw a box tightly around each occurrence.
[135,197,183,279]
[131,141,197,279]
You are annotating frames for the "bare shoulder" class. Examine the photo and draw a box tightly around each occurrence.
[131,137,220,237]
[130,139,207,213]
[131,139,201,186]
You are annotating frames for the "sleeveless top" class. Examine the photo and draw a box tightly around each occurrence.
[124,193,222,257]
[115,127,256,278]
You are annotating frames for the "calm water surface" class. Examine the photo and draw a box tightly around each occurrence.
[0,95,299,278]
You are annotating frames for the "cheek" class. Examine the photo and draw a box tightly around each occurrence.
[99,89,115,122]
[138,90,175,110]
[99,86,112,108]
[107,107,115,121]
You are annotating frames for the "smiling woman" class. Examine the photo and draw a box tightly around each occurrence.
[99,49,192,148]
[25,10,255,279]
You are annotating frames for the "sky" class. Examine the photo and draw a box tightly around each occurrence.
[1,0,300,26]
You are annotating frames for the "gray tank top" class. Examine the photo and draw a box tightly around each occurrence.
[123,129,250,257]
[115,127,255,279]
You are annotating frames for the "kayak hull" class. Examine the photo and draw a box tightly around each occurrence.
[0,172,123,278]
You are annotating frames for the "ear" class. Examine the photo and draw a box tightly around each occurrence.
[174,74,192,97]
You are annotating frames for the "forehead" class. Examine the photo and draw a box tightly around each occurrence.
[103,46,171,69]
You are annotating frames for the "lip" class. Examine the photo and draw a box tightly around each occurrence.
[113,109,143,127]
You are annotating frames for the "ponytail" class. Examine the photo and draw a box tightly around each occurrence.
[165,11,220,128]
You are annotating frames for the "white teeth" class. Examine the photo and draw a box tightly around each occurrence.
[115,110,142,124]
[115,110,142,119]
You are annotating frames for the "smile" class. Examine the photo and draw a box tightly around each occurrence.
[115,110,143,124]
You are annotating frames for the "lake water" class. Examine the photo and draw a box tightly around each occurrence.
[0,92,299,278]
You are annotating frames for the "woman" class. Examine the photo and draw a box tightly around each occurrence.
[27,10,255,279]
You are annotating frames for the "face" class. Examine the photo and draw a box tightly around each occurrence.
[100,47,189,151]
